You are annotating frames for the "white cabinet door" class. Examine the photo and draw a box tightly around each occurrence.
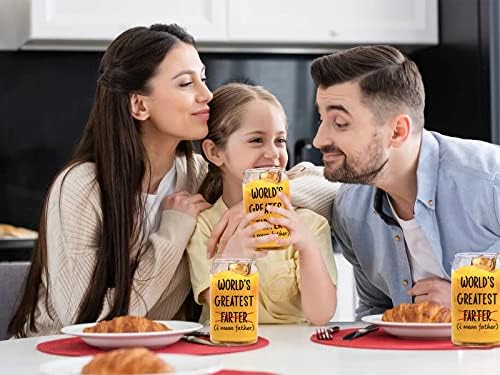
[1,0,439,50]
[228,0,437,45]
[30,0,227,42]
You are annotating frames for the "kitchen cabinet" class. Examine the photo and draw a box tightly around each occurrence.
[0,0,227,50]
[228,0,438,45]
[0,240,34,262]
[32,0,226,41]
[0,0,437,50]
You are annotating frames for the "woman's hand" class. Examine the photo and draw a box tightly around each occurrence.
[266,192,317,253]
[217,210,272,260]
[161,191,211,218]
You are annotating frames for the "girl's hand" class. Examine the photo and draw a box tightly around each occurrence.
[161,191,211,218]
[215,210,273,260]
[266,192,317,253]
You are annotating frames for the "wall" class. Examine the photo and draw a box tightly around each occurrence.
[412,0,493,141]
[0,51,101,228]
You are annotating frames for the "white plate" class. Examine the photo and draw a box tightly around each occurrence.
[61,321,203,349]
[40,353,222,375]
[361,314,451,340]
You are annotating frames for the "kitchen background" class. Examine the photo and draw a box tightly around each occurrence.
[0,0,499,231]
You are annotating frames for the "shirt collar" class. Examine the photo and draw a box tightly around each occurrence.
[415,130,439,210]
[373,189,399,226]
[373,130,439,221]
[214,196,229,211]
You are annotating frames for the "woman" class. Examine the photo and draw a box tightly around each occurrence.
[9,24,213,337]
[9,24,337,337]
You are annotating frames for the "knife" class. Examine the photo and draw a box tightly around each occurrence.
[342,324,379,340]
[182,335,245,347]
[189,330,211,338]
[182,335,224,346]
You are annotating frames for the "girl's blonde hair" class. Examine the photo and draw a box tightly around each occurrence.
[199,83,287,204]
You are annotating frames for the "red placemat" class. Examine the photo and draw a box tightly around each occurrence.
[216,371,274,375]
[311,328,500,350]
[37,336,268,357]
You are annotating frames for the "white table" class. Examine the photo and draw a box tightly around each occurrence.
[1,323,499,375]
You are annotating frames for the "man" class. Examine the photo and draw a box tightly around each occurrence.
[311,45,500,318]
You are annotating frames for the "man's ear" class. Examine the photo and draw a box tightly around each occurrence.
[389,114,412,148]
[201,139,224,167]
[130,93,150,121]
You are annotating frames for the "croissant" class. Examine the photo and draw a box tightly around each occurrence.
[0,223,38,239]
[382,301,451,323]
[81,347,173,374]
[83,316,170,333]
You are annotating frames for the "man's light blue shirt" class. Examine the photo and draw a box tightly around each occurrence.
[331,130,500,319]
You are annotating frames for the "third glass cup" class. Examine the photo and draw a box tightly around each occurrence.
[451,252,500,346]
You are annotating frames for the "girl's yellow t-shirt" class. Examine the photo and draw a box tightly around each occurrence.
[186,197,338,324]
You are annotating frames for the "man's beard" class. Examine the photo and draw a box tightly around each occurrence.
[322,140,388,185]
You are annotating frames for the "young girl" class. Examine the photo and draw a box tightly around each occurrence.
[186,83,337,325]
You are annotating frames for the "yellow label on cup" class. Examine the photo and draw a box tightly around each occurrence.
[452,263,500,345]
[242,172,290,249]
[210,269,258,344]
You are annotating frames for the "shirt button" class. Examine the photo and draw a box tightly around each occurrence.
[394,235,401,241]
[402,279,409,287]
[428,199,433,206]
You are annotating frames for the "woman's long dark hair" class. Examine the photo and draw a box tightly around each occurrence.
[198,83,287,204]
[9,24,196,337]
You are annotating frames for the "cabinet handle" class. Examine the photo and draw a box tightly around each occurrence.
[329,30,338,37]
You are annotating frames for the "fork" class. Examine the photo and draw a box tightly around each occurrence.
[316,326,340,340]
[316,328,332,340]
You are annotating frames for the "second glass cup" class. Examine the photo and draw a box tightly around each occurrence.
[210,258,258,344]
